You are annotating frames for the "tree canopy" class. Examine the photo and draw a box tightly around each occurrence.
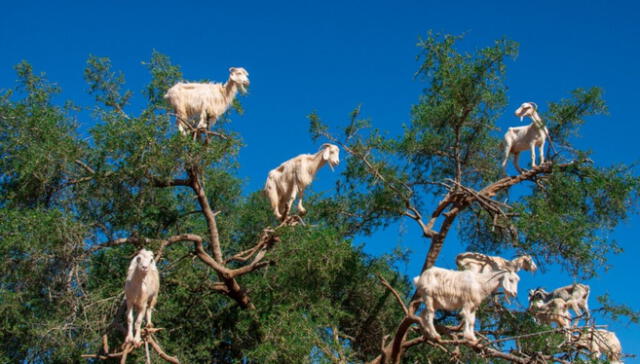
[1,34,639,363]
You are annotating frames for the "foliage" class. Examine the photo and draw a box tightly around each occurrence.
[0,32,638,364]
[311,32,640,362]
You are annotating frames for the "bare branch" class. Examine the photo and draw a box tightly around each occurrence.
[377,274,409,316]
[75,159,96,174]
[187,167,224,263]
[83,328,179,363]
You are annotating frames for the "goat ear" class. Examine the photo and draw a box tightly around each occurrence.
[229,67,237,73]
[530,102,538,110]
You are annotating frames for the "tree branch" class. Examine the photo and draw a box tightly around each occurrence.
[187,167,224,263]
[376,274,409,316]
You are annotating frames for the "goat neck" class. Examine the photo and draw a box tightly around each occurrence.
[223,79,240,102]
[481,271,506,295]
[529,110,545,129]
[310,149,328,175]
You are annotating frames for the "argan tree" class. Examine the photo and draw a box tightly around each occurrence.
[310,33,640,363]
[0,34,638,364]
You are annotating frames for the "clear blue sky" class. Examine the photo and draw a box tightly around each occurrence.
[2,0,639,360]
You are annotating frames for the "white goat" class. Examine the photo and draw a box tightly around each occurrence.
[502,102,549,173]
[164,67,250,135]
[575,328,623,364]
[529,283,590,321]
[528,295,572,334]
[413,267,520,342]
[264,144,340,221]
[456,252,537,273]
[124,249,160,347]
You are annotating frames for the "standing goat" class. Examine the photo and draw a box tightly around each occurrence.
[501,102,549,173]
[264,144,340,221]
[456,252,537,273]
[413,267,520,342]
[529,283,590,321]
[124,249,160,347]
[575,328,623,364]
[528,295,572,336]
[164,67,250,136]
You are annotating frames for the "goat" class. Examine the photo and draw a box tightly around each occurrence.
[124,249,160,347]
[574,328,623,364]
[264,144,340,221]
[528,295,572,336]
[528,283,590,321]
[164,67,250,136]
[501,102,550,173]
[413,267,520,342]
[456,252,537,273]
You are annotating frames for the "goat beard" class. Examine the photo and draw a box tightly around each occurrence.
[239,84,248,94]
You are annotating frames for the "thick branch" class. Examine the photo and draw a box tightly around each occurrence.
[422,205,461,272]
[187,167,224,263]
[147,335,180,364]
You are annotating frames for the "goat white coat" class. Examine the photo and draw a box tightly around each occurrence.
[575,328,623,364]
[529,283,590,320]
[264,144,340,221]
[413,267,520,342]
[164,67,249,135]
[528,296,571,334]
[502,102,549,173]
[456,252,537,273]
[124,249,160,347]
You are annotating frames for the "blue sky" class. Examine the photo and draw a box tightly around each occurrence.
[2,0,639,360]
